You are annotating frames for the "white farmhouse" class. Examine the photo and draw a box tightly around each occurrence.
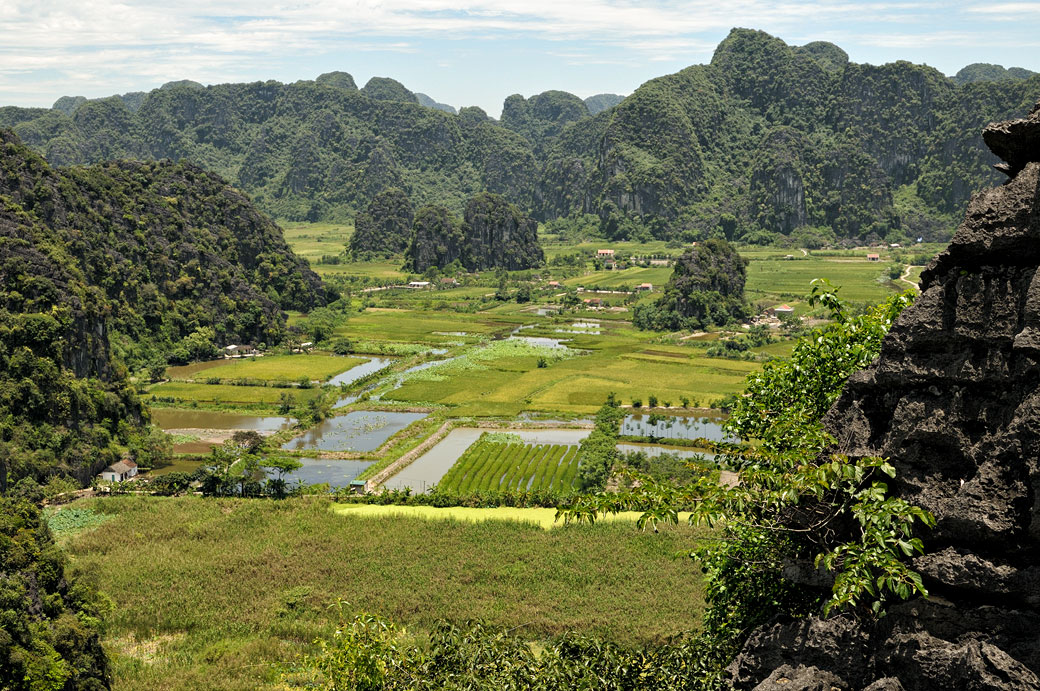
[99,459,138,483]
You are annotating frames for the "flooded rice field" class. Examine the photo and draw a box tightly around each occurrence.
[151,409,295,432]
[615,443,716,461]
[380,428,486,493]
[281,458,374,488]
[326,357,394,386]
[282,411,428,452]
[621,414,734,442]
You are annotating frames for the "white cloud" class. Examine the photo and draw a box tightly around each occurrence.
[0,1,1036,108]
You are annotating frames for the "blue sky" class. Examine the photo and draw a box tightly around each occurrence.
[2,1,1039,117]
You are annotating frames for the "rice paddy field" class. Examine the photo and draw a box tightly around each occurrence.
[166,353,368,382]
[436,441,581,492]
[341,308,529,346]
[745,256,900,304]
[279,222,353,263]
[381,326,759,416]
[66,496,707,690]
[145,381,323,407]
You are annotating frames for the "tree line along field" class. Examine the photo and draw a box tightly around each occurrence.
[63,496,707,691]
[436,442,581,493]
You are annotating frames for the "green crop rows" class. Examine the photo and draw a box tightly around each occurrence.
[438,441,580,492]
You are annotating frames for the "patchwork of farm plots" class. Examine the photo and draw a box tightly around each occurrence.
[437,442,581,492]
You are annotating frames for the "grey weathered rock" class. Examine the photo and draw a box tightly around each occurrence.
[751,664,847,690]
[728,100,1040,689]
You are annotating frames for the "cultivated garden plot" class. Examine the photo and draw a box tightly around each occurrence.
[436,441,581,493]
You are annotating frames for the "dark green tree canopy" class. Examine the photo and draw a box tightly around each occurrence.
[405,204,466,272]
[0,497,112,690]
[350,187,415,257]
[634,238,748,331]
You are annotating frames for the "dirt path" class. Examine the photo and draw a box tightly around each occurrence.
[900,264,923,289]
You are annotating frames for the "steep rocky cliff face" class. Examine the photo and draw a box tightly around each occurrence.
[463,192,544,271]
[0,129,327,366]
[728,102,1040,690]
[405,193,543,273]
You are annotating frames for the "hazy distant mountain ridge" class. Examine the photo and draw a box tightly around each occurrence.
[5,28,1039,245]
[583,93,625,114]
[953,63,1036,85]
[416,93,457,114]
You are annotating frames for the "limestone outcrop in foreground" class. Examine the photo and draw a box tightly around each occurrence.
[729,102,1040,690]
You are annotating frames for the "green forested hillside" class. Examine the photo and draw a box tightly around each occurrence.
[3,29,1039,244]
[541,29,1040,244]
[405,192,544,272]
[0,129,327,484]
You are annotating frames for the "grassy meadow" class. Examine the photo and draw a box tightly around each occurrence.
[279,222,352,263]
[745,256,899,305]
[67,496,707,690]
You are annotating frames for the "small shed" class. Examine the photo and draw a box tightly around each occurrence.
[348,479,368,494]
[773,304,795,316]
[604,260,617,270]
[583,297,603,308]
[636,283,653,292]
[99,459,138,483]
[408,280,431,289]
[548,280,561,288]
[866,253,880,262]
[439,277,459,287]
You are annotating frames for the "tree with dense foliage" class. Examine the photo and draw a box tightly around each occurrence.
[575,400,625,491]
[567,284,927,687]
[349,187,414,257]
[634,238,748,331]
[0,497,111,690]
